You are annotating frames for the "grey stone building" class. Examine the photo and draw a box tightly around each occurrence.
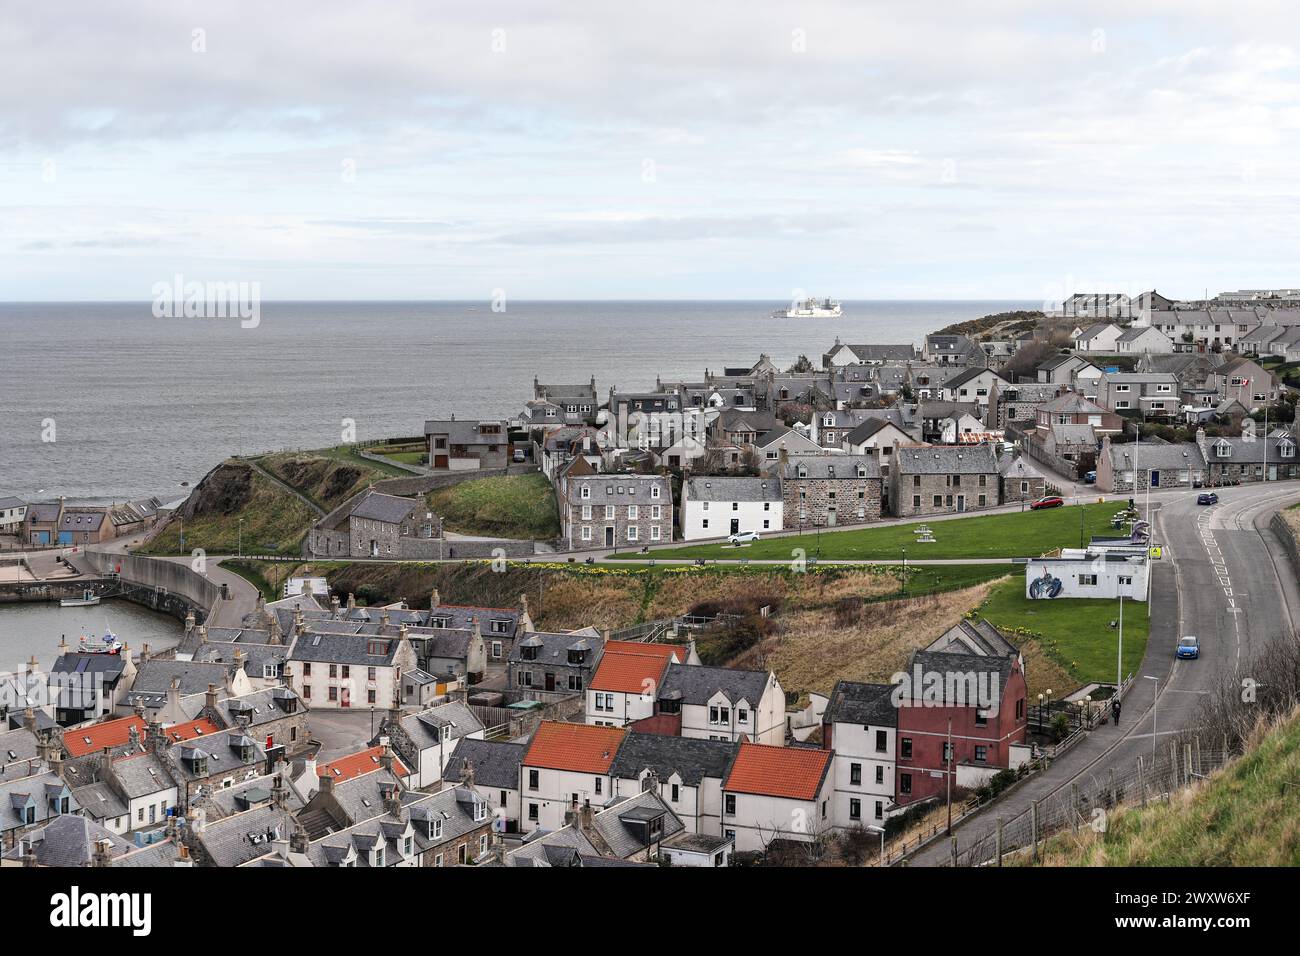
[781,454,883,528]
[424,417,510,471]
[558,472,673,549]
[308,489,441,560]
[987,382,1061,431]
[998,455,1048,504]
[891,444,1001,517]
[507,628,606,696]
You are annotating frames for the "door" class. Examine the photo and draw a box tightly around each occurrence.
[58,531,73,544]
[730,518,740,535]
[827,508,837,526]
[1150,471,1160,487]
[957,495,965,513]
[341,686,351,708]
[370,540,379,556]
[434,454,448,468]
[545,673,555,692]
[605,526,614,547]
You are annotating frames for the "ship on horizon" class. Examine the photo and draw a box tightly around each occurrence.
[774,297,842,318]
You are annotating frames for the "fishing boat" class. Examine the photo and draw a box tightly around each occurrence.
[773,297,843,318]
[78,629,123,655]
[60,589,101,608]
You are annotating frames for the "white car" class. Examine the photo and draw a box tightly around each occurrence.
[728,531,761,544]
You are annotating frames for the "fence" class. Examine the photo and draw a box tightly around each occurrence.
[946,735,1233,867]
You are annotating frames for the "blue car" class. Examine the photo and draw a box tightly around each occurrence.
[1177,635,1200,660]
[1197,492,1218,505]
[1083,471,1096,484]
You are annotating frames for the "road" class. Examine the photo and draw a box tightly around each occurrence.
[904,480,1300,866]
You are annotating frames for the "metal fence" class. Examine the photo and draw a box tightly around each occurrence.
[946,736,1233,867]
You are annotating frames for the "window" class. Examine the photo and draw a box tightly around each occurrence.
[528,769,539,790]
[724,794,736,815]
[581,526,592,541]
[527,803,538,821]
[975,746,988,763]
[595,778,602,795]
[875,765,884,785]
[942,742,953,763]
[670,783,679,802]
[875,801,884,820]
[626,526,637,542]
[900,737,912,759]
[1078,573,1098,586]
[850,763,862,786]
[737,708,748,724]
[899,773,912,795]
[975,710,988,727]
[849,798,861,821]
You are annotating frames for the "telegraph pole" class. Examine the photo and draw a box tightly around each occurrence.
[946,716,954,835]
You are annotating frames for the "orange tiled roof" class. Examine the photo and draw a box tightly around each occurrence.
[523,721,626,774]
[590,643,682,694]
[724,742,832,801]
[318,745,410,783]
[65,715,229,758]
[64,716,148,758]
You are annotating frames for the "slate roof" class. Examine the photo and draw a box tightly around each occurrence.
[127,660,233,704]
[903,650,1017,705]
[399,701,484,752]
[999,455,1046,479]
[110,751,177,799]
[591,791,685,858]
[1108,441,1206,472]
[507,629,605,666]
[824,681,898,727]
[196,804,296,867]
[348,491,421,526]
[288,631,403,666]
[443,738,527,791]
[1050,423,1097,446]
[608,732,739,787]
[70,780,128,822]
[0,813,127,866]
[505,825,600,867]
[683,476,782,502]
[894,444,999,475]
[928,618,1020,658]
[49,652,129,681]
[0,729,39,782]
[1038,392,1108,414]
[784,454,881,480]
[657,663,771,707]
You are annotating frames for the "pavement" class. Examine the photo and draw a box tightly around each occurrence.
[903,480,1300,866]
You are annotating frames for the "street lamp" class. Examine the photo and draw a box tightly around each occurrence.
[238,518,243,558]
[865,824,887,867]
[901,547,907,596]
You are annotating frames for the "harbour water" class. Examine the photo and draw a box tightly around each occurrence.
[0,599,183,676]
[0,299,1033,501]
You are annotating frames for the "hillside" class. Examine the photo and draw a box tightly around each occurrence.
[1025,707,1300,866]
[426,472,560,539]
[256,447,405,511]
[139,461,316,557]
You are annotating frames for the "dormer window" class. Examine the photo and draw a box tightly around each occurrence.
[520,645,538,661]
[797,466,808,479]
[1216,441,1231,458]
[568,648,586,665]
[1281,441,1296,459]
[193,756,208,776]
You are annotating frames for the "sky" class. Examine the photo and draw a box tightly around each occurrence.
[3,1,1300,302]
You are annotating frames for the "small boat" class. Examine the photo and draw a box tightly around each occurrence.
[60,590,101,608]
[78,629,123,654]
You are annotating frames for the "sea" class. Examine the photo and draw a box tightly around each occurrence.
[0,299,1033,502]
[0,601,183,676]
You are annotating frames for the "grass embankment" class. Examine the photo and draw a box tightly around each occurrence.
[427,473,559,539]
[139,463,316,557]
[1023,707,1300,866]
[256,447,405,511]
[614,502,1119,562]
[974,576,1148,687]
[365,437,427,467]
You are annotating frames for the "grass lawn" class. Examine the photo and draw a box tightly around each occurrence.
[428,472,560,539]
[975,576,1148,686]
[612,501,1121,562]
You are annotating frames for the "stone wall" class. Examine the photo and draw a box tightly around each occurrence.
[894,472,998,517]
[782,478,882,528]
[82,552,221,623]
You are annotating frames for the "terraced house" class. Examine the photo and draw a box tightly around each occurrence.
[890,444,1001,517]
[781,454,883,528]
[309,489,439,559]
[558,472,672,549]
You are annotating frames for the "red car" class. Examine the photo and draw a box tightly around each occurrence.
[1030,496,1065,510]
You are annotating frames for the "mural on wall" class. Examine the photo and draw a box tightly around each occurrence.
[1028,569,1064,600]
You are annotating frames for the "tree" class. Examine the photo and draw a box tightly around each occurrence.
[786,354,815,373]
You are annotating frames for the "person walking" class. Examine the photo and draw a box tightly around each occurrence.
[1111,696,1121,726]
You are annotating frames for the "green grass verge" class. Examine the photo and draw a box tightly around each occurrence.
[139,470,315,557]
[427,473,559,539]
[974,576,1148,686]
[221,558,300,603]
[614,501,1121,562]
[1024,708,1300,866]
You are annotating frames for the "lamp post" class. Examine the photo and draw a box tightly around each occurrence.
[901,547,907,596]
[1143,674,1159,765]
[1116,593,1124,697]
[865,824,887,867]
[238,518,243,558]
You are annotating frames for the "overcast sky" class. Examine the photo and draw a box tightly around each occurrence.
[4,1,1300,301]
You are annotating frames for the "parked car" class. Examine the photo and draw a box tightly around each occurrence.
[1030,496,1065,510]
[1083,470,1096,484]
[1197,492,1218,505]
[1176,635,1201,660]
[512,448,527,463]
[728,531,761,544]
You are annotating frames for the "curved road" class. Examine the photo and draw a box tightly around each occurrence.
[902,481,1300,865]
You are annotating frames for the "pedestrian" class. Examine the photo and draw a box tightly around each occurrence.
[1111,696,1121,725]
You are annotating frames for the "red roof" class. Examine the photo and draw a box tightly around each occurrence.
[590,642,682,694]
[65,716,233,758]
[724,742,832,801]
[523,721,626,774]
[319,745,410,783]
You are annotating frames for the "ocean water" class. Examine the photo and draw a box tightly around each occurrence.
[0,300,1032,501]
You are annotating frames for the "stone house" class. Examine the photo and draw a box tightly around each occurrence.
[781,454,882,528]
[987,382,1061,431]
[286,630,419,711]
[1195,429,1300,484]
[891,444,1001,517]
[558,472,672,549]
[508,628,606,696]
[308,489,440,560]
[1096,436,1206,492]
[998,456,1048,504]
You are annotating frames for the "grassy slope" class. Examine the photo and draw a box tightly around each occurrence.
[975,575,1148,686]
[427,473,560,539]
[615,501,1120,562]
[140,470,315,557]
[1026,708,1300,866]
[256,447,404,511]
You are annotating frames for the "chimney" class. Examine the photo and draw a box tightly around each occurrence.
[127,723,141,752]
[268,615,282,645]
[330,593,341,616]
[233,647,245,670]
[381,782,402,817]
[140,643,151,663]
[99,745,114,779]
[22,706,36,733]
[346,592,357,611]
[256,592,265,614]
[92,838,113,868]
[173,843,194,867]
[205,682,218,712]
[319,771,335,795]
[429,588,440,609]
[184,609,196,634]
[379,739,394,774]
[21,838,37,868]
[25,655,38,678]
[197,624,208,643]
[166,676,181,713]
